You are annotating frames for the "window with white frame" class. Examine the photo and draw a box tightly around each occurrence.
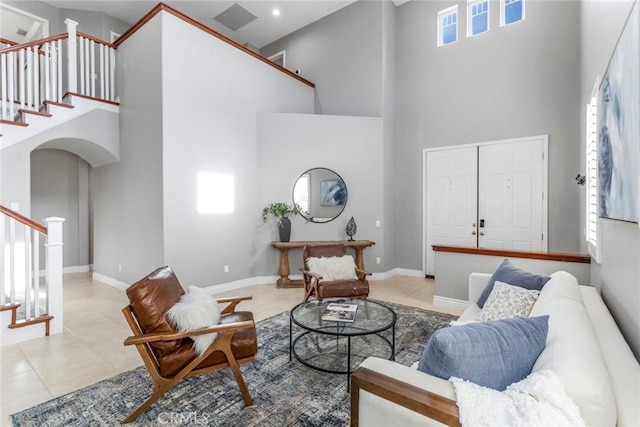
[468,0,489,37]
[585,77,601,262]
[293,173,310,214]
[438,6,458,47]
[501,0,525,26]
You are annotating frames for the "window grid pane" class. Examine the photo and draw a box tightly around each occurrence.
[469,0,489,36]
[504,0,523,25]
[438,7,458,46]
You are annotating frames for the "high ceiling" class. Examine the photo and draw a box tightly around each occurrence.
[37,0,357,48]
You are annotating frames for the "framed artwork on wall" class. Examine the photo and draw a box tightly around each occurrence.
[598,1,639,224]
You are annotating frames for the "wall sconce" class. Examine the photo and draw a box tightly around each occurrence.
[575,174,586,186]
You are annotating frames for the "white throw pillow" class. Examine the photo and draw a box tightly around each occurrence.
[167,286,221,356]
[306,255,358,281]
[477,281,540,322]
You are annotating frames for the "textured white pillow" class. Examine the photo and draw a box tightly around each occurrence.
[478,281,540,322]
[306,255,358,281]
[167,286,221,356]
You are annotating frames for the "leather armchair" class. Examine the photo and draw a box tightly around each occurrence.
[300,244,371,302]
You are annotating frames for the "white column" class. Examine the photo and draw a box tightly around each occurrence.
[65,19,78,95]
[44,217,64,335]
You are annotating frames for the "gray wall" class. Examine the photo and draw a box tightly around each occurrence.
[256,113,384,276]
[160,12,314,287]
[31,149,90,269]
[382,1,397,271]
[92,14,164,283]
[261,1,384,117]
[580,0,640,360]
[394,0,582,270]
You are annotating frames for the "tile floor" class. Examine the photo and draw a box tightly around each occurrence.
[0,272,461,424]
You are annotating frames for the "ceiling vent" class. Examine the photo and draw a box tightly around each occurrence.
[16,28,28,36]
[214,3,258,31]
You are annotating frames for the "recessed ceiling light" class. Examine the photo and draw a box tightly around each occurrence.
[272,9,280,16]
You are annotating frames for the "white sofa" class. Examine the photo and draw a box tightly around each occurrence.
[350,271,640,427]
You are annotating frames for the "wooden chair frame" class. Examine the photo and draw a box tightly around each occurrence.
[350,367,461,427]
[121,295,256,423]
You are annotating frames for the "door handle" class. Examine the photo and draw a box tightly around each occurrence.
[480,231,485,236]
[472,231,477,235]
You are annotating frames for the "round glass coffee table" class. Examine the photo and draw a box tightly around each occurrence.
[289,299,397,388]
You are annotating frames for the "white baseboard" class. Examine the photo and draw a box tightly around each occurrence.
[92,272,129,291]
[64,265,91,274]
[205,277,262,295]
[433,295,470,311]
[370,268,424,280]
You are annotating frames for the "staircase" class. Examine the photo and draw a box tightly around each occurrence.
[0,205,64,346]
[1,20,118,346]
[1,19,119,151]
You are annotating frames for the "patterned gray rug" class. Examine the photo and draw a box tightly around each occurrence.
[10,300,456,427]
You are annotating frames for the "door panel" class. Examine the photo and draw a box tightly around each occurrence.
[478,139,544,251]
[425,147,477,275]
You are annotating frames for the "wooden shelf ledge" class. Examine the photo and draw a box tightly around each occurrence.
[432,245,590,264]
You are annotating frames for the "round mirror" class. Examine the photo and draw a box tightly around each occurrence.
[293,168,347,223]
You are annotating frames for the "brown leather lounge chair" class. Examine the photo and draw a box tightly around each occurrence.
[300,244,371,302]
[121,266,257,423]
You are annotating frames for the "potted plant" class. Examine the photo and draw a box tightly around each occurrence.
[262,202,300,242]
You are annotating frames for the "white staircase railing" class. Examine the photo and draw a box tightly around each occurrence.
[0,204,64,344]
[0,19,117,122]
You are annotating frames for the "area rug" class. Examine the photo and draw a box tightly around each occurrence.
[10,300,457,427]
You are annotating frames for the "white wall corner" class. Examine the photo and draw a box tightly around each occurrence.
[92,272,130,291]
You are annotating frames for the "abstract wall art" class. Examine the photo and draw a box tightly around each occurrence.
[598,1,639,224]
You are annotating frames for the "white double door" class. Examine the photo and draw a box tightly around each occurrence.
[425,136,547,276]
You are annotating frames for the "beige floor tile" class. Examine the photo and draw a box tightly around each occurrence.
[1,386,53,423]
[0,370,47,403]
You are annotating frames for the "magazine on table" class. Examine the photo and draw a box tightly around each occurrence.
[321,303,358,322]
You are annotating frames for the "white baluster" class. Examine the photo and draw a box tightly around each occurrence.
[65,19,78,95]
[51,44,57,102]
[8,52,15,120]
[84,38,90,96]
[33,232,40,317]
[79,37,85,95]
[1,53,6,120]
[33,46,40,109]
[26,47,33,110]
[18,48,25,111]
[44,43,50,101]
[56,40,62,102]
[0,214,5,304]
[8,212,16,305]
[44,217,64,335]
[90,40,95,97]
[110,46,115,101]
[99,43,104,99]
[24,226,32,319]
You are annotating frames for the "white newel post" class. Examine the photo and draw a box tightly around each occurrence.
[44,217,65,335]
[65,18,78,95]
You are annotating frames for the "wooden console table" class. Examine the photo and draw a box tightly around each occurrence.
[270,240,375,288]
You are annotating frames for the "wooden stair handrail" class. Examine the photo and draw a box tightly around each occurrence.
[0,33,68,54]
[77,31,116,49]
[0,205,47,235]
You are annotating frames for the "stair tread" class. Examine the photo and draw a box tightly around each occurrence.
[0,303,21,312]
[18,109,53,118]
[8,315,53,329]
[43,100,74,109]
[0,119,28,127]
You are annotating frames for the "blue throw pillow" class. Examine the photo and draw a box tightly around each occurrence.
[417,316,549,391]
[477,259,550,308]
